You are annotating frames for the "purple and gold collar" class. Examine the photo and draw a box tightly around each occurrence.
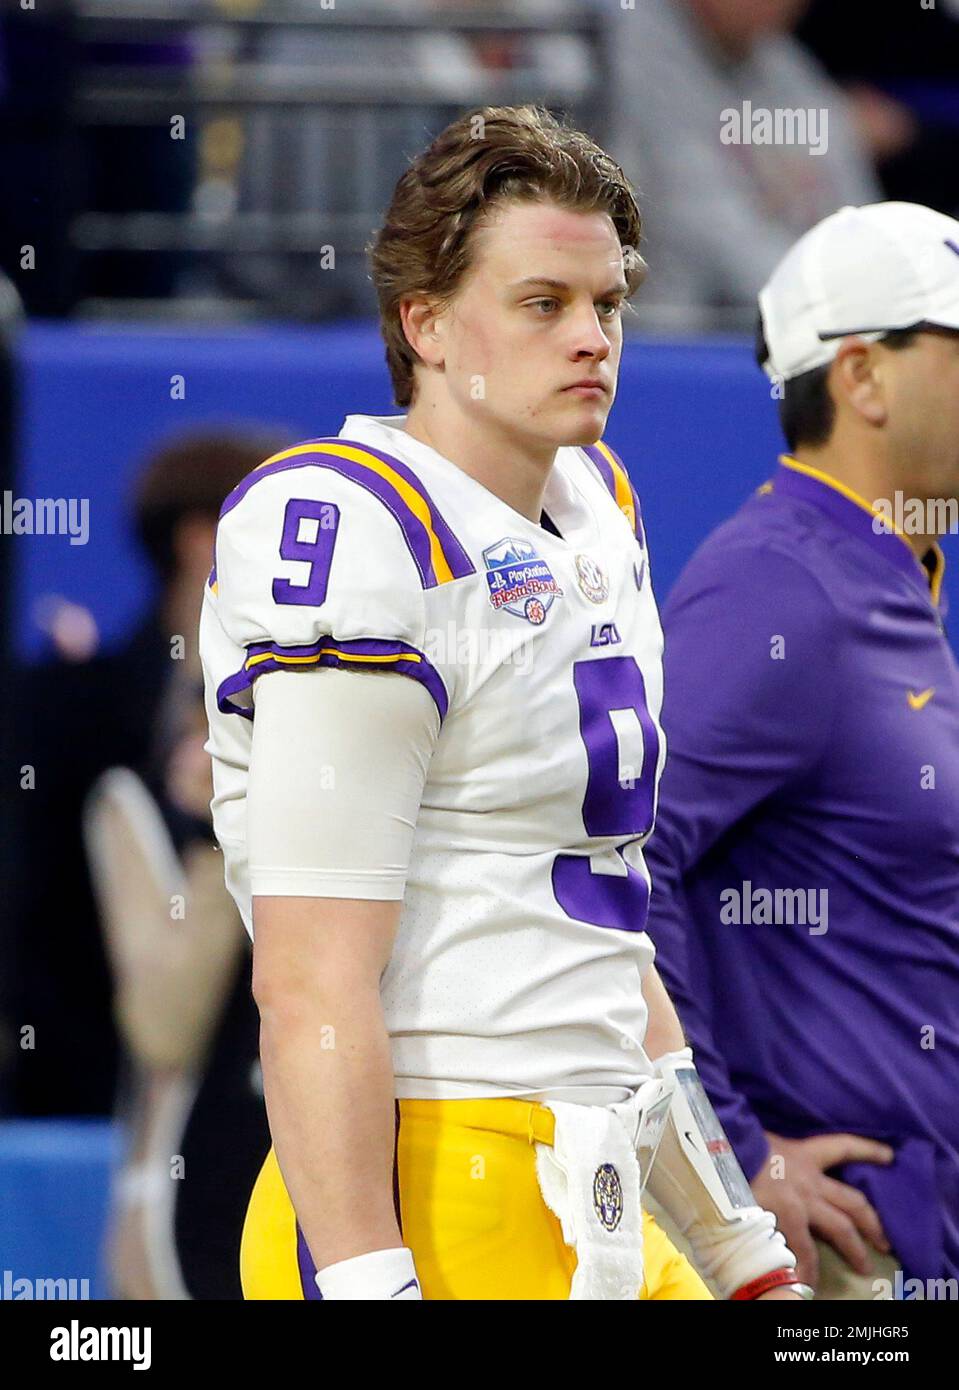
[764,455,945,608]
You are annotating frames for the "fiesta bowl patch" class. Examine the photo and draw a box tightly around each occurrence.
[483,537,562,623]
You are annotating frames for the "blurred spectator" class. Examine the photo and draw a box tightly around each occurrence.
[1,428,287,1117]
[85,743,262,1300]
[602,0,881,330]
[797,0,959,217]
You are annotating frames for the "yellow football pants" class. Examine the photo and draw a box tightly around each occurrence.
[241,1097,712,1300]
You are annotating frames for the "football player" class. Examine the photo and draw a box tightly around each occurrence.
[200,105,806,1301]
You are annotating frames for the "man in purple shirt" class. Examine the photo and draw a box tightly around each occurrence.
[646,201,959,1298]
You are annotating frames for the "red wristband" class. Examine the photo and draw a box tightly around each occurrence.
[730,1268,798,1301]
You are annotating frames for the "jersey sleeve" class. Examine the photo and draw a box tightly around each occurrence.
[209,447,449,723]
[247,662,438,904]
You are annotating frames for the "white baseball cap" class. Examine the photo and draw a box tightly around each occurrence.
[757,201,959,382]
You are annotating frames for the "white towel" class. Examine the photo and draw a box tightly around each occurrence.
[534,1076,675,1300]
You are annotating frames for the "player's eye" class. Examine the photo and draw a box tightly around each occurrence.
[524,296,623,318]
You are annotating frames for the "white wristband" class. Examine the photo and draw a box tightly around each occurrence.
[646,1048,797,1299]
[314,1247,422,1300]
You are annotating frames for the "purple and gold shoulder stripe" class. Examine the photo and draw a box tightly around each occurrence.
[216,635,449,724]
[582,441,645,549]
[218,438,474,590]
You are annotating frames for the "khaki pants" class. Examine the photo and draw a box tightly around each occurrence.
[814,1240,900,1301]
[643,1196,900,1301]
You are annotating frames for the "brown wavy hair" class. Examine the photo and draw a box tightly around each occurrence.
[368,105,645,407]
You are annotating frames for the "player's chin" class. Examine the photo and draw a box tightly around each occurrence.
[554,392,612,446]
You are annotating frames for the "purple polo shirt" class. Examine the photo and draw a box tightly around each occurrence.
[645,456,959,1283]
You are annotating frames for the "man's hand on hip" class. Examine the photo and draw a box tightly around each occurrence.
[750,1132,894,1288]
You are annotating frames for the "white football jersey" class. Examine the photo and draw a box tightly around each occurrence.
[200,414,666,1102]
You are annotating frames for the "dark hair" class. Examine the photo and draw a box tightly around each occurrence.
[755,318,920,451]
[369,104,645,407]
[133,428,289,580]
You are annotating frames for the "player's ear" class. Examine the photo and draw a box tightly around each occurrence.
[833,338,887,428]
[400,294,447,369]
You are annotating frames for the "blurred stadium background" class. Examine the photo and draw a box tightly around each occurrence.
[1,0,957,1300]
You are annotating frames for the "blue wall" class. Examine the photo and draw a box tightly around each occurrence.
[0,1120,119,1298]
[13,322,957,660]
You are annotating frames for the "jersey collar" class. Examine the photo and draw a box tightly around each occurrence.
[341,413,601,550]
[767,454,946,607]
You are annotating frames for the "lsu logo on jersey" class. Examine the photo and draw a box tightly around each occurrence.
[590,621,621,647]
[483,537,562,626]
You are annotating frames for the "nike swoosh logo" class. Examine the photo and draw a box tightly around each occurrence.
[907,688,935,710]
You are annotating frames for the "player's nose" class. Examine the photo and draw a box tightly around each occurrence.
[569,305,613,360]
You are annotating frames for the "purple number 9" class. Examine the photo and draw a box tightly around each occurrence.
[272,498,340,607]
[574,657,660,837]
[552,656,661,934]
